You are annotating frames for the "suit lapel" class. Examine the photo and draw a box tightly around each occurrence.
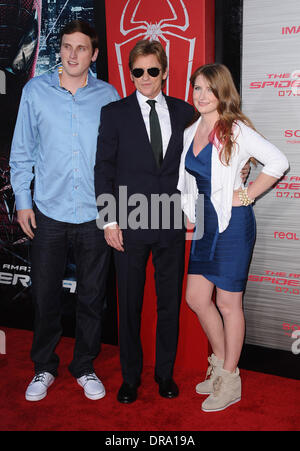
[161,95,179,168]
[126,91,149,140]
[126,91,158,167]
[126,91,181,171]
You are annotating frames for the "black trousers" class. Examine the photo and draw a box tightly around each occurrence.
[30,208,111,378]
[114,237,186,385]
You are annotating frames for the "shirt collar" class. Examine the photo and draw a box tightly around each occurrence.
[50,67,95,88]
[136,90,164,108]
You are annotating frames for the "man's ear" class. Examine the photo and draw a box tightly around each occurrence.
[92,48,99,63]
[162,67,169,81]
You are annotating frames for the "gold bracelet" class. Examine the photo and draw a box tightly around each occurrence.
[238,187,254,206]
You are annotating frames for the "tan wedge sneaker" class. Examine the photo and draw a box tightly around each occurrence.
[201,367,241,412]
[195,353,224,395]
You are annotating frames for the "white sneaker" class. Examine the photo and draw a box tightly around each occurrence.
[25,372,55,401]
[77,373,106,400]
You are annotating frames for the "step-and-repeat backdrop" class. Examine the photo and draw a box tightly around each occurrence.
[242,0,300,357]
[2,0,297,373]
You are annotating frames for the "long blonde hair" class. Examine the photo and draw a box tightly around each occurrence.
[190,63,256,165]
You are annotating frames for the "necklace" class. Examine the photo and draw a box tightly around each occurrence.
[58,66,88,89]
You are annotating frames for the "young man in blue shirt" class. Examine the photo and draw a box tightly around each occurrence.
[10,20,119,402]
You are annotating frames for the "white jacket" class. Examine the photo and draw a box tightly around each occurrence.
[177,118,289,233]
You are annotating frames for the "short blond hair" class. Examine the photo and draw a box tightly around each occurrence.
[129,39,168,73]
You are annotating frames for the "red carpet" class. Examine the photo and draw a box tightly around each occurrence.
[0,327,299,431]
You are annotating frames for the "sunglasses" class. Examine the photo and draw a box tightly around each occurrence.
[131,67,161,78]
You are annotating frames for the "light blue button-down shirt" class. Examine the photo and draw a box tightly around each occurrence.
[9,68,119,224]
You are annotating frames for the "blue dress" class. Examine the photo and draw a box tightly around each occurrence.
[185,141,256,292]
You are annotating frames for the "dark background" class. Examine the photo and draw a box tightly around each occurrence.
[215,0,243,92]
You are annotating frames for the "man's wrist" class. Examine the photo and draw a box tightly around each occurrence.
[103,221,118,230]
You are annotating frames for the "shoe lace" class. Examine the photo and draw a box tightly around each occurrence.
[33,373,47,383]
[83,373,99,382]
[205,356,215,380]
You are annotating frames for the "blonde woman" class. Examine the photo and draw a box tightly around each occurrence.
[177,64,289,412]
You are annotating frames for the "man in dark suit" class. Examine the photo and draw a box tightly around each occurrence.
[94,40,195,403]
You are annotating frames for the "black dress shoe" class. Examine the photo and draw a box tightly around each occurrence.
[117,382,139,404]
[155,376,179,399]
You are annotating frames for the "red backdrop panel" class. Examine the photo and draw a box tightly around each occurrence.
[105,0,215,372]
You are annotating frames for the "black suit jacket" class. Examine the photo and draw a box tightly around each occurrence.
[95,91,195,245]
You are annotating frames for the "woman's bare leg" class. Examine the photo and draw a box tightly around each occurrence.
[186,275,225,360]
[216,288,245,372]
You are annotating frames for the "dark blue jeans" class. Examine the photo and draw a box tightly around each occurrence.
[30,208,111,378]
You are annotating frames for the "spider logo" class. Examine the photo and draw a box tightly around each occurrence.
[115,0,196,100]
